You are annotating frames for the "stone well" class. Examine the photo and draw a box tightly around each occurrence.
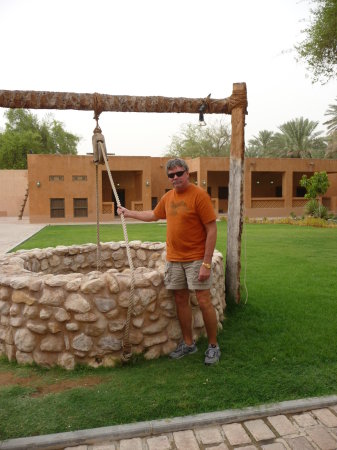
[0,241,225,369]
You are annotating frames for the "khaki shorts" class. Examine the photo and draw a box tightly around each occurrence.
[164,260,212,291]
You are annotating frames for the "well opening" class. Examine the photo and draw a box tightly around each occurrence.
[0,241,225,369]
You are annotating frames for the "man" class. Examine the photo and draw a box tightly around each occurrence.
[117,158,220,365]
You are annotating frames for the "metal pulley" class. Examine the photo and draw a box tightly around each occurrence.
[92,127,107,165]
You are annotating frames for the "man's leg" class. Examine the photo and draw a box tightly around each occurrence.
[195,289,218,345]
[174,288,193,345]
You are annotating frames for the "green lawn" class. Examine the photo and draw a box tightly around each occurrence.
[1,222,337,440]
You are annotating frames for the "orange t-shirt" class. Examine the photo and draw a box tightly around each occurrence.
[153,184,216,261]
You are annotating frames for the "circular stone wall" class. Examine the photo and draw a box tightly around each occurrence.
[0,241,225,369]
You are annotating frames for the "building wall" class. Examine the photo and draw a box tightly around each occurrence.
[26,154,337,223]
[0,170,29,217]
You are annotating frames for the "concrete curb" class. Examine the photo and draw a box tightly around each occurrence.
[1,395,337,450]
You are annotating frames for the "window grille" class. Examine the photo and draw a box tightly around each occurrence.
[50,198,65,218]
[73,198,88,217]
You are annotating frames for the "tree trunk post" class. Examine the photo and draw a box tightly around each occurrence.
[225,83,247,303]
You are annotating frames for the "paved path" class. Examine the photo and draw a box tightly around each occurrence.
[1,218,337,450]
[0,217,45,254]
[2,397,337,450]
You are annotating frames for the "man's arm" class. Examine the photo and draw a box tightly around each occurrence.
[198,220,217,281]
[117,206,157,222]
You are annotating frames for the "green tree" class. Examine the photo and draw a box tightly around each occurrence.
[300,171,330,218]
[300,171,330,199]
[166,120,231,158]
[272,117,327,158]
[325,130,337,158]
[0,109,79,169]
[296,0,337,83]
[246,130,276,157]
[324,98,337,134]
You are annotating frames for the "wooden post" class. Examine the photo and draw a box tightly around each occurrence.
[225,83,247,303]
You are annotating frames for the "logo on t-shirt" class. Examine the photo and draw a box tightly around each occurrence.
[169,201,188,216]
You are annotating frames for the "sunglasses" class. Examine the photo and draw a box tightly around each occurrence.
[167,170,186,179]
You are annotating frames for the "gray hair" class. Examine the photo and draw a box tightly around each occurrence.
[166,158,189,175]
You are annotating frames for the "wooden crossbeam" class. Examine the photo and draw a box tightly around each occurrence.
[0,89,246,115]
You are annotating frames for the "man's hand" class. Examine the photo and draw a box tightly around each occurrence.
[198,264,211,281]
[117,206,129,217]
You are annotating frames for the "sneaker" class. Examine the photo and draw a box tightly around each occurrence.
[169,341,198,359]
[204,344,221,365]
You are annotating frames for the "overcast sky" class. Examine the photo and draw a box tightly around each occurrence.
[1,0,336,156]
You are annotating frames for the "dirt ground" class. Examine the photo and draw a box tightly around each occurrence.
[0,371,103,397]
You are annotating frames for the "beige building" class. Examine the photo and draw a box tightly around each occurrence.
[0,170,29,217]
[1,155,337,222]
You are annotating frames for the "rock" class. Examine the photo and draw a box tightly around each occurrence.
[0,287,10,300]
[117,291,131,308]
[74,312,97,322]
[84,317,107,336]
[16,351,34,365]
[162,340,178,355]
[139,288,157,307]
[65,293,91,313]
[129,329,143,345]
[65,278,82,291]
[44,275,68,287]
[48,322,62,333]
[22,305,39,319]
[94,296,116,312]
[102,355,118,367]
[98,336,122,351]
[136,249,146,260]
[12,290,36,306]
[10,304,20,316]
[105,274,120,294]
[143,334,168,347]
[193,310,204,328]
[66,323,79,331]
[10,317,24,327]
[72,333,93,352]
[40,335,64,352]
[144,346,161,360]
[81,277,105,294]
[111,249,124,261]
[53,307,70,322]
[58,352,75,370]
[0,300,10,315]
[14,328,36,352]
[40,308,52,319]
[167,320,182,340]
[33,350,57,367]
[108,320,125,332]
[27,321,48,335]
[106,309,119,319]
[132,317,144,328]
[40,259,49,271]
[143,317,169,335]
[39,288,64,306]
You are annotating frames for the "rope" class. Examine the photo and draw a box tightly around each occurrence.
[98,141,136,362]
[95,164,102,271]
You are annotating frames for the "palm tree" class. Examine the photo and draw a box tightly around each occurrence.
[324,98,337,134]
[246,130,276,157]
[273,117,327,158]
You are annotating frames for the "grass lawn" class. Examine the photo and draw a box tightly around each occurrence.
[1,222,337,440]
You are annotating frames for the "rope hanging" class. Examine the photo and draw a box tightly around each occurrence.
[92,123,135,363]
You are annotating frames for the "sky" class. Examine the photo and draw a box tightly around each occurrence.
[0,0,336,157]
